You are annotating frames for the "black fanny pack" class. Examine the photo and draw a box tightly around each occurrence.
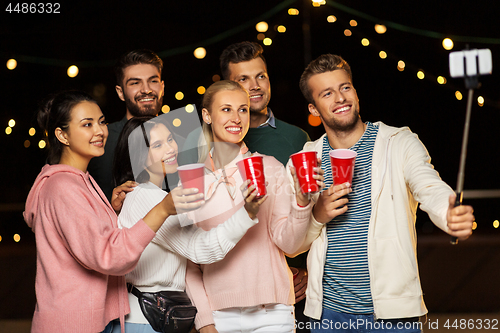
[127,283,197,333]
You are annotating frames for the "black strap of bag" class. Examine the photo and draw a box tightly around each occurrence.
[127,283,197,333]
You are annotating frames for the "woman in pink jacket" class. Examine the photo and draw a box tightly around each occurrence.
[185,80,323,333]
[23,90,203,333]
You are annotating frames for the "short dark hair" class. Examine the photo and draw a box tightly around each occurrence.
[220,41,267,80]
[37,90,96,165]
[114,49,163,87]
[299,54,353,105]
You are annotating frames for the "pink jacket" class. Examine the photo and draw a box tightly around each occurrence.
[24,164,155,333]
[185,152,312,329]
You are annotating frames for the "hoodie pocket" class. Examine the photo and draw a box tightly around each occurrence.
[371,238,420,299]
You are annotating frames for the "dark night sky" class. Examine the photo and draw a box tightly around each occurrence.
[1,0,499,235]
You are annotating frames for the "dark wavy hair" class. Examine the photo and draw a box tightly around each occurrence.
[112,116,179,191]
[37,90,96,165]
[114,49,163,87]
[219,41,267,80]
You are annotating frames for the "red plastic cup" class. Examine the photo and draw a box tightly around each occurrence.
[290,151,319,194]
[329,149,357,185]
[236,156,266,199]
[290,267,299,280]
[177,163,205,199]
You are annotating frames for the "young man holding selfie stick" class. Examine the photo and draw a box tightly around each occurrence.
[286,54,474,332]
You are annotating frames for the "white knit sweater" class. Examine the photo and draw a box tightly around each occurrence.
[118,182,257,324]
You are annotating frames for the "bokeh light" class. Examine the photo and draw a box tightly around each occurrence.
[8,119,15,127]
[277,25,286,33]
[288,8,299,15]
[379,51,387,59]
[5,127,12,135]
[172,119,181,127]
[361,38,370,46]
[175,92,184,100]
[437,76,447,84]
[39,140,46,149]
[256,21,268,32]
[257,33,266,41]
[350,20,358,27]
[185,104,195,113]
[67,65,79,78]
[308,114,322,127]
[197,86,206,95]
[493,220,499,228]
[417,71,425,79]
[13,234,21,242]
[212,74,221,82]
[442,38,454,50]
[455,91,463,100]
[327,15,337,23]
[478,96,484,106]
[375,24,387,34]
[193,47,206,59]
[161,105,170,113]
[263,38,273,46]
[6,58,17,70]
[344,29,352,36]
[397,60,406,71]
[24,140,30,148]
[29,127,36,136]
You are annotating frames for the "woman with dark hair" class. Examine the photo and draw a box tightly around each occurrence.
[110,114,261,333]
[23,90,203,333]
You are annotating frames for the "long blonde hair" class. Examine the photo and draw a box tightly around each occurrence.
[197,80,248,162]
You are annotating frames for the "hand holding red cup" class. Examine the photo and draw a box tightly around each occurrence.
[236,156,266,200]
[329,149,357,185]
[290,151,319,195]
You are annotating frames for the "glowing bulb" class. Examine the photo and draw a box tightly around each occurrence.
[197,86,206,95]
[256,21,268,33]
[472,222,477,230]
[39,140,46,149]
[437,76,447,84]
[455,91,463,100]
[327,15,337,23]
[263,38,273,46]
[193,47,206,59]
[375,24,387,34]
[344,29,352,37]
[29,127,36,136]
[185,104,195,113]
[350,20,358,27]
[5,127,12,135]
[161,105,170,113]
[8,119,15,127]
[24,140,30,148]
[277,25,286,33]
[257,33,265,41]
[361,38,370,46]
[13,234,21,242]
[398,60,406,70]
[493,220,499,228]
[175,92,184,100]
[478,96,484,106]
[379,51,387,59]
[442,38,454,50]
[417,71,425,79]
[212,74,220,82]
[67,65,79,78]
[172,118,181,127]
[288,8,299,15]
[6,59,17,70]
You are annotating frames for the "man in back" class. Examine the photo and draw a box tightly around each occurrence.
[88,49,164,200]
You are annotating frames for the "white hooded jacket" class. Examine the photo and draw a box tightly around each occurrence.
[287,122,454,320]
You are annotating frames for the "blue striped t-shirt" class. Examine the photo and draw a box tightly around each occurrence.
[321,122,379,314]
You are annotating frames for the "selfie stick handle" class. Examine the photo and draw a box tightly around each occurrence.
[451,87,475,245]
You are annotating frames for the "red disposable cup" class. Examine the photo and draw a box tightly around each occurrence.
[177,163,205,199]
[290,151,319,194]
[329,149,357,185]
[290,267,299,280]
[236,156,266,199]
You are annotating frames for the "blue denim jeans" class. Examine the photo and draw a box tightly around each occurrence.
[309,308,423,333]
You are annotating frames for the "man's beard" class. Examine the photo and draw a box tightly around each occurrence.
[249,93,270,114]
[322,106,360,132]
[125,93,162,117]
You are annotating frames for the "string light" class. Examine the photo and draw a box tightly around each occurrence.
[417,71,425,79]
[455,91,463,100]
[277,25,286,33]
[350,20,358,27]
[263,38,273,46]
[13,234,21,242]
[493,220,499,228]
[193,47,206,59]
[175,92,184,100]
[212,74,221,82]
[5,127,12,135]
[197,86,206,94]
[257,33,266,41]
[344,29,352,36]
[39,140,46,149]
[379,51,387,59]
[478,96,484,106]
[256,21,268,33]
[397,61,405,71]
[172,119,182,127]
[327,15,337,23]
[67,65,79,78]
[29,127,36,136]
[6,59,17,70]
[288,8,299,15]
[442,38,454,50]
[375,24,387,34]
[185,104,195,113]
[361,38,370,46]
[437,76,447,84]
[24,140,30,148]
[308,114,322,127]
[8,119,15,127]
[161,105,170,113]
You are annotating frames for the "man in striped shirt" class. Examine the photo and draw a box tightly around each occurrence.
[286,54,474,332]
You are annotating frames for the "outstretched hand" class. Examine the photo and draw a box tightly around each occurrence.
[446,193,474,241]
[111,180,138,213]
[240,179,267,220]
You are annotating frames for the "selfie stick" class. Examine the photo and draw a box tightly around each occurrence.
[449,48,492,244]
